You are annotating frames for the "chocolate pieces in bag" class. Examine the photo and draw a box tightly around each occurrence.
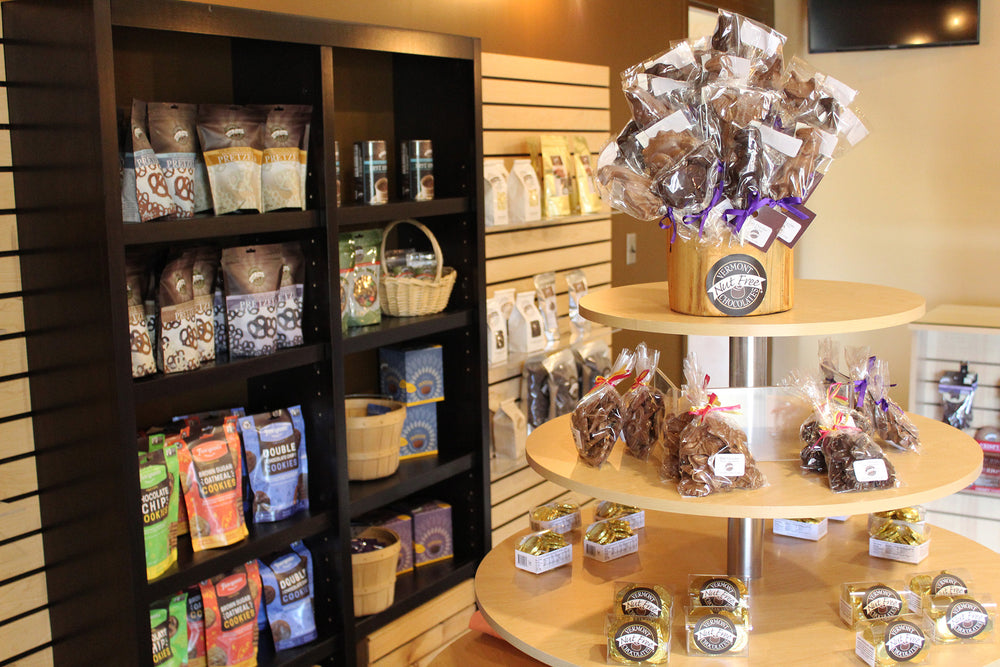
[221,244,283,358]
[159,254,201,374]
[147,102,198,218]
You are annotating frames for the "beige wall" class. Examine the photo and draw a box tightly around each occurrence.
[771,0,998,403]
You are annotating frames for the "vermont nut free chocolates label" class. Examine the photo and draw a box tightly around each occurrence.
[705,254,767,316]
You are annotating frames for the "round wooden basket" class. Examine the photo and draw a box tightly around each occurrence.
[667,238,793,316]
[380,219,457,317]
[352,526,401,616]
[345,397,406,481]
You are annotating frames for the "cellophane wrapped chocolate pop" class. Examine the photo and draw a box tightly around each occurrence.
[570,348,635,467]
[596,9,868,246]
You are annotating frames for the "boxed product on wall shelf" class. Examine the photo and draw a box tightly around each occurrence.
[2,1,489,664]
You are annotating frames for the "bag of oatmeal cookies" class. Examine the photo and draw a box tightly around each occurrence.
[238,406,308,524]
[258,541,317,651]
[200,561,261,667]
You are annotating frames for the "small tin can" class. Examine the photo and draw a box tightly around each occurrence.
[354,140,388,205]
[401,139,433,201]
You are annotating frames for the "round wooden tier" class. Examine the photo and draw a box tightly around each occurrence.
[476,512,1000,667]
[526,414,982,519]
[578,279,926,337]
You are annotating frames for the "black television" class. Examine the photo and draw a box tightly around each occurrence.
[809,0,979,53]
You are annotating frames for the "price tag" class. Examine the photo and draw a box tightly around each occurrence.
[853,458,888,482]
[710,453,746,477]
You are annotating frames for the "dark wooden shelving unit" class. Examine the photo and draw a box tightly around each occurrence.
[3,0,488,665]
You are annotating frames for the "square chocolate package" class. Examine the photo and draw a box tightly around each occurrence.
[379,344,444,405]
[411,500,453,567]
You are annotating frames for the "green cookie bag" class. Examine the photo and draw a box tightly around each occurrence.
[150,593,188,667]
[139,443,179,580]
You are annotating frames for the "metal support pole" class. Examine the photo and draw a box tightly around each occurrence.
[727,336,768,578]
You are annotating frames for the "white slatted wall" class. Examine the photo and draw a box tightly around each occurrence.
[0,11,55,667]
[481,53,612,546]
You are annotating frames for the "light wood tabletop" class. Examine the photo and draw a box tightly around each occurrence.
[526,413,983,519]
[476,512,1000,666]
[579,280,926,337]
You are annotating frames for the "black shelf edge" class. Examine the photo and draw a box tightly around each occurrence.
[348,453,475,518]
[336,197,470,226]
[341,310,473,354]
[122,210,321,246]
[133,344,327,403]
[145,509,333,602]
[259,635,340,667]
[353,559,477,636]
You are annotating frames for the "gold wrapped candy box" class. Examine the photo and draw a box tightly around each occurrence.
[688,575,750,614]
[904,569,972,614]
[684,607,750,657]
[855,615,932,666]
[924,594,995,644]
[584,519,638,563]
[772,517,827,541]
[868,512,930,564]
[614,582,672,620]
[595,500,646,530]
[528,501,581,534]
[606,614,670,665]
[841,581,909,629]
[514,530,572,574]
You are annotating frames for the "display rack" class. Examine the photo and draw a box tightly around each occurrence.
[3,1,489,665]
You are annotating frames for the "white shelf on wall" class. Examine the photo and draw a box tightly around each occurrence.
[484,211,611,234]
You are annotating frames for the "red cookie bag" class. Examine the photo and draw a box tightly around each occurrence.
[200,561,261,667]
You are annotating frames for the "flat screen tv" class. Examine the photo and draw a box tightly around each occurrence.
[809,0,979,53]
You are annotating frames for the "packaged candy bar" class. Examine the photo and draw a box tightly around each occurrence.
[150,593,188,667]
[855,615,931,666]
[200,561,262,667]
[622,342,665,461]
[258,541,317,651]
[570,348,635,467]
[841,581,909,629]
[239,406,308,524]
[606,614,670,664]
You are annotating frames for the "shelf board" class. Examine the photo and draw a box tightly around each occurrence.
[122,210,320,246]
[133,344,327,402]
[349,453,475,518]
[353,558,477,637]
[337,197,470,226]
[145,509,333,603]
[258,635,339,667]
[483,210,612,234]
[341,310,473,354]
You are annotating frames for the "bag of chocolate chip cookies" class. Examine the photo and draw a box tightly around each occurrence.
[200,561,261,667]
[258,541,317,651]
[238,406,308,524]
[138,445,179,580]
[149,592,188,667]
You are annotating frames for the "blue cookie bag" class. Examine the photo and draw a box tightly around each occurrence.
[259,541,317,651]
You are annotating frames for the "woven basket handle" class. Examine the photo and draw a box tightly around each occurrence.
[379,218,444,281]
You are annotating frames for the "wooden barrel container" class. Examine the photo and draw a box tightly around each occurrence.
[667,239,793,316]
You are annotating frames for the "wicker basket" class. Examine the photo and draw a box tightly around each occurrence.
[345,397,406,481]
[351,526,401,616]
[380,218,457,317]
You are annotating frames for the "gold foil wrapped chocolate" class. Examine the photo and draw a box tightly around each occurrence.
[905,570,971,613]
[856,615,931,666]
[688,575,750,613]
[516,529,567,556]
[528,501,581,534]
[841,581,908,628]
[585,519,634,545]
[869,518,927,545]
[685,607,749,656]
[924,594,996,643]
[871,506,925,523]
[606,614,669,664]
[595,501,642,521]
[614,583,672,620]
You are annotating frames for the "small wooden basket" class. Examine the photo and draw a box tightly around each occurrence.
[667,238,793,316]
[352,526,401,616]
[345,397,406,481]
[380,218,457,317]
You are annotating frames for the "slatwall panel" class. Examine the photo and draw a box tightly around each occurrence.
[909,305,1000,553]
[481,52,612,544]
[0,12,53,666]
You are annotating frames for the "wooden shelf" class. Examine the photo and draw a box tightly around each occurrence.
[122,210,320,246]
[526,413,983,519]
[484,211,612,235]
[337,197,471,227]
[348,453,475,518]
[475,511,1000,666]
[341,310,474,354]
[579,280,926,338]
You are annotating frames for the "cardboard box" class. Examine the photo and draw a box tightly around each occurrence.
[869,537,931,564]
[379,344,444,405]
[773,518,828,541]
[360,509,414,574]
[514,543,572,574]
[399,402,437,459]
[412,500,453,567]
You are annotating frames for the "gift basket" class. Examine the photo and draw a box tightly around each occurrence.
[597,10,868,316]
[379,218,457,317]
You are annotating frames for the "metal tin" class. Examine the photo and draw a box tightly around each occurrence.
[400,139,433,201]
[354,140,388,205]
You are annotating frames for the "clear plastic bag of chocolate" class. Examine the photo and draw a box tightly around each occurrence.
[570,348,635,467]
[596,134,665,221]
[575,339,612,396]
[675,354,766,497]
[869,360,920,453]
[621,342,665,461]
[622,40,699,85]
[543,349,580,420]
[938,362,978,430]
[762,121,835,203]
[521,359,550,430]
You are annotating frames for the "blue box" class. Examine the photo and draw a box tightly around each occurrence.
[360,509,414,574]
[379,344,444,405]
[411,500,453,567]
[399,402,437,459]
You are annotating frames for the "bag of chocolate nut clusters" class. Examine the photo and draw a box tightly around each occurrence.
[570,347,635,467]
[238,406,308,524]
[258,541,317,652]
[521,359,550,430]
[221,244,283,358]
[675,354,766,497]
[868,358,920,453]
[622,342,665,462]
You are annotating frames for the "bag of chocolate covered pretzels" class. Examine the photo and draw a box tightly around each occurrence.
[275,242,305,349]
[191,249,218,364]
[258,541,317,651]
[126,258,157,378]
[238,406,308,524]
[147,102,197,219]
[197,104,265,215]
[252,104,312,212]
[675,354,766,497]
[132,100,177,222]
[570,347,635,467]
[159,254,201,374]
[622,342,665,462]
[221,244,283,358]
